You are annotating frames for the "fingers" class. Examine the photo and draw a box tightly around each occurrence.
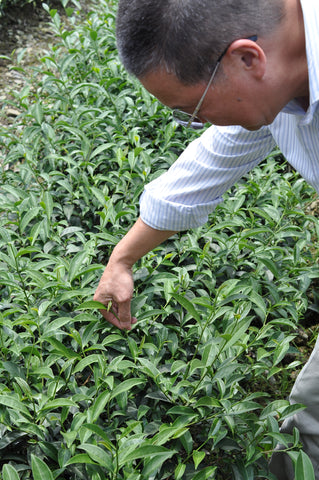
[95,294,136,331]
[93,263,136,330]
[117,301,134,330]
[94,296,131,330]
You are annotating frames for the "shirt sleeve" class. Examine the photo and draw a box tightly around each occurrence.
[140,124,277,231]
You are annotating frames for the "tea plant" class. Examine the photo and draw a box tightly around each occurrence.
[0,1,318,479]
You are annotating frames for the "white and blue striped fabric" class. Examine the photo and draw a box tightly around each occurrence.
[139,0,319,231]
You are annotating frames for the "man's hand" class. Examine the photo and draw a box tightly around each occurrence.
[93,217,177,330]
[93,261,137,330]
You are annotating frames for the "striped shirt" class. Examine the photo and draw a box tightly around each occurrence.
[140,0,319,231]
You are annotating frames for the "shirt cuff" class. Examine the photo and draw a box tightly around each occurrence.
[139,189,222,231]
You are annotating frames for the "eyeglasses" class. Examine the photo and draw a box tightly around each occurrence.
[173,35,258,130]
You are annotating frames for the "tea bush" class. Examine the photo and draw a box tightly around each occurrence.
[0,1,318,479]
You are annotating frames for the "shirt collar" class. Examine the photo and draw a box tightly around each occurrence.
[299,0,319,107]
[281,0,319,118]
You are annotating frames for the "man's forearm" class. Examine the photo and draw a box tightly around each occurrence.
[109,217,178,268]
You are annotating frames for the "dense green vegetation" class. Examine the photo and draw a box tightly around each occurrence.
[0,1,319,479]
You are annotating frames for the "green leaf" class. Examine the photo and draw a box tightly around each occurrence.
[82,424,115,451]
[20,207,41,233]
[39,398,77,412]
[258,257,280,279]
[64,453,98,466]
[78,444,113,469]
[171,292,201,322]
[167,406,197,416]
[192,466,217,480]
[68,250,89,282]
[0,396,31,418]
[294,451,315,480]
[77,300,108,310]
[280,403,306,421]
[175,463,186,480]
[195,396,221,408]
[247,290,267,319]
[91,185,108,205]
[229,400,261,414]
[89,390,110,423]
[121,445,177,464]
[260,400,290,419]
[31,454,54,480]
[267,432,290,448]
[73,354,102,374]
[2,464,20,480]
[32,102,44,124]
[0,432,27,450]
[110,378,145,400]
[193,450,206,469]
[272,336,294,366]
[45,337,81,360]
[138,357,161,379]
[152,426,188,446]
[142,453,175,477]
[43,191,53,219]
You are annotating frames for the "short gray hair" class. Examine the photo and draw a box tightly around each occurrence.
[116,0,284,84]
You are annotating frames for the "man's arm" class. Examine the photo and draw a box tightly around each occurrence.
[93,217,177,330]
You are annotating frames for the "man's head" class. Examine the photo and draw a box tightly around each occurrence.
[116,0,285,85]
[116,0,309,131]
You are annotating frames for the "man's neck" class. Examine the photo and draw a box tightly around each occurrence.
[295,95,309,112]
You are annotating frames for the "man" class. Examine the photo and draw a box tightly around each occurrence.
[94,0,319,478]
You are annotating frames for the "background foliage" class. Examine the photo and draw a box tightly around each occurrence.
[0,1,319,479]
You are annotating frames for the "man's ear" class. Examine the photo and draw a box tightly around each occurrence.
[226,39,266,79]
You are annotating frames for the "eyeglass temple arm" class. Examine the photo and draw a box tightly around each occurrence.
[187,34,258,128]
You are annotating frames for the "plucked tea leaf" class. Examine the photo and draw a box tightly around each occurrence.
[77,300,108,310]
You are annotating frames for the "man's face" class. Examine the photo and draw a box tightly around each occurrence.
[139,65,285,131]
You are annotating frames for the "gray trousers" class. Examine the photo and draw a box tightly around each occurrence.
[269,335,319,479]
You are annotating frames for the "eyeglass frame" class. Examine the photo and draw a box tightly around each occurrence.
[173,35,258,129]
